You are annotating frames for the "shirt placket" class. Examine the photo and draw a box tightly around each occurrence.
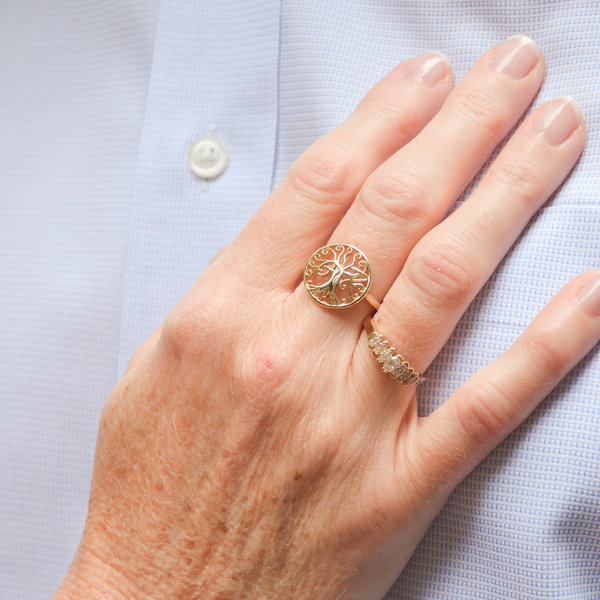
[117,0,281,373]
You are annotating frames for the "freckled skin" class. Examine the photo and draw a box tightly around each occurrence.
[58,295,425,600]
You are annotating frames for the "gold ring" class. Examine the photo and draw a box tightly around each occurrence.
[303,243,379,309]
[363,316,424,385]
[303,243,423,385]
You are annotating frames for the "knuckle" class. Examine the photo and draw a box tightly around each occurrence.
[123,340,151,375]
[359,97,422,141]
[233,337,295,416]
[300,412,345,466]
[161,306,205,360]
[358,169,430,228]
[490,157,547,210]
[454,380,514,444]
[406,238,479,308]
[454,85,508,138]
[161,301,220,361]
[286,143,355,201]
[521,324,568,382]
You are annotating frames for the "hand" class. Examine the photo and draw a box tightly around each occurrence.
[54,36,598,600]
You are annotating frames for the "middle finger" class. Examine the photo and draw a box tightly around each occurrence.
[327,35,544,312]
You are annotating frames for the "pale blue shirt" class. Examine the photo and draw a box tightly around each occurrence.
[1,1,599,598]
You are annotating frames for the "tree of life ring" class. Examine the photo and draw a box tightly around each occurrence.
[304,244,371,309]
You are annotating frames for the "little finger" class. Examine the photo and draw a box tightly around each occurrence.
[410,270,600,494]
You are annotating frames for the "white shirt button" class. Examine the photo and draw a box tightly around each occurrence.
[188,135,228,179]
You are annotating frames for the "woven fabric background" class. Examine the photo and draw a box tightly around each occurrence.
[1,1,598,598]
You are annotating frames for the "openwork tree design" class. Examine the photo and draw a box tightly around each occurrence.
[304,244,371,308]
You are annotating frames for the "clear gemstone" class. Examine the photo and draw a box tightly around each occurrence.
[392,361,408,378]
[377,348,393,363]
[400,369,414,383]
[373,341,388,355]
[405,372,419,385]
[368,334,382,348]
[382,356,399,373]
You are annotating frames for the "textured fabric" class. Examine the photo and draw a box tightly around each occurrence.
[0,1,160,597]
[1,1,599,599]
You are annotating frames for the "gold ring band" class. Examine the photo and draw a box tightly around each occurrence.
[363,293,380,312]
[363,316,424,385]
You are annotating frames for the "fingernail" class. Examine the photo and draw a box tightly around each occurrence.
[491,35,540,79]
[532,96,583,146]
[577,273,600,318]
[405,51,450,85]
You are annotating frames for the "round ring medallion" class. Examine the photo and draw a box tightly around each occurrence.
[303,244,372,309]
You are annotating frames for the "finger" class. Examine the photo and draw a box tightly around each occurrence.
[409,270,600,494]
[330,35,544,307]
[232,52,453,290]
[353,95,584,387]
